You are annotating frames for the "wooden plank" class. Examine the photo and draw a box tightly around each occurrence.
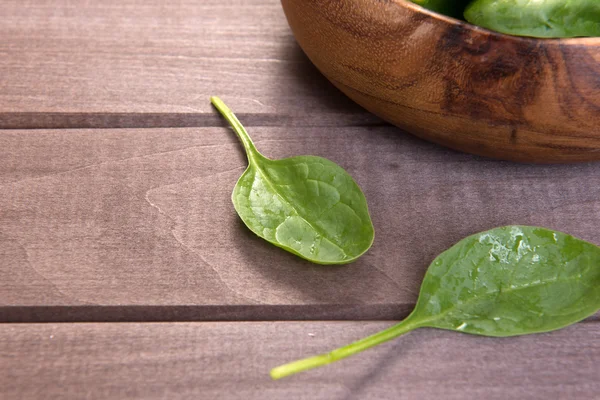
[1,126,600,320]
[1,321,598,400]
[0,0,377,128]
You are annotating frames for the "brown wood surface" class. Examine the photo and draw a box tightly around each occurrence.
[281,0,600,162]
[0,0,378,129]
[1,1,599,398]
[2,322,599,400]
[2,126,600,321]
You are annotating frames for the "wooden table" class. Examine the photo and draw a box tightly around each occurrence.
[1,1,598,399]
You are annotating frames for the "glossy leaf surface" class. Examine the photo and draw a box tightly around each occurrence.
[464,0,600,38]
[211,97,374,265]
[413,226,600,336]
[272,226,600,379]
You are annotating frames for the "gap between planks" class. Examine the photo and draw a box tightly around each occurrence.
[0,112,386,130]
[0,304,412,323]
[0,305,598,324]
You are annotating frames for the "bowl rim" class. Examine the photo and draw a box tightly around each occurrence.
[392,0,600,46]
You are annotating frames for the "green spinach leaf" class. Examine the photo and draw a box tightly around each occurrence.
[464,0,600,38]
[271,226,600,379]
[211,97,374,265]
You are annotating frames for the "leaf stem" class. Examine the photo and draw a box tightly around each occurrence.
[270,315,423,380]
[211,96,262,162]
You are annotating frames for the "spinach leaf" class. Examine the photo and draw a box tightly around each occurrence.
[271,226,600,379]
[211,97,374,265]
[464,0,600,38]
[410,0,472,19]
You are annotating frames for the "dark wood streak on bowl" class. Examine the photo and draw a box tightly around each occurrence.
[281,0,600,163]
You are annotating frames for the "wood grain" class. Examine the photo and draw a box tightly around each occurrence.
[281,0,600,162]
[1,321,598,400]
[0,0,381,129]
[2,2,598,397]
[2,126,600,321]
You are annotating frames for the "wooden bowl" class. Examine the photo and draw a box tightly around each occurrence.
[280,0,600,163]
